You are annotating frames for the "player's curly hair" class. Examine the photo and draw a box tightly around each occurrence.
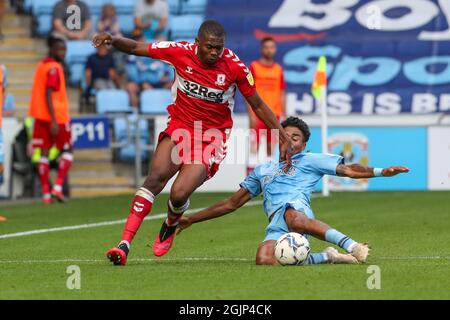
[198,20,226,39]
[281,117,311,142]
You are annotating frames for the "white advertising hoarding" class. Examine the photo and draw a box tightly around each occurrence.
[428,127,450,190]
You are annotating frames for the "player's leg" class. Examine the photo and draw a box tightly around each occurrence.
[260,211,342,265]
[153,163,207,257]
[32,120,53,204]
[51,122,73,202]
[107,135,180,265]
[284,208,368,263]
[255,241,278,265]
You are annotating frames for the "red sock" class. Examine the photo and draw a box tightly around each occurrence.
[166,199,190,226]
[122,187,155,244]
[37,158,50,195]
[54,152,73,189]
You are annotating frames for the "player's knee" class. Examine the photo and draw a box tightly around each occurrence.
[256,254,276,266]
[169,186,190,208]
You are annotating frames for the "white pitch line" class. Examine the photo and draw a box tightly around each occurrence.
[1,256,450,265]
[0,200,263,240]
[0,257,254,264]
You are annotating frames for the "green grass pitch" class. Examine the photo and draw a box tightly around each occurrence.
[0,191,449,299]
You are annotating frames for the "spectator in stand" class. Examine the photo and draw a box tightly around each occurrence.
[85,45,120,103]
[96,3,122,37]
[126,44,172,108]
[133,0,169,41]
[52,0,92,40]
[97,4,126,75]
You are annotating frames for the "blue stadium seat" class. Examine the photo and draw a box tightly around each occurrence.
[180,0,207,15]
[23,0,34,13]
[88,0,107,15]
[118,141,149,162]
[36,14,53,36]
[170,14,203,40]
[140,89,172,114]
[118,14,135,35]
[32,0,58,15]
[111,0,135,15]
[168,0,181,15]
[96,89,132,114]
[65,40,96,64]
[114,115,150,162]
[68,63,85,85]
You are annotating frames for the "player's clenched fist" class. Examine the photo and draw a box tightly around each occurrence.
[92,32,112,48]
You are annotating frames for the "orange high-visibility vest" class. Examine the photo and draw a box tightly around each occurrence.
[29,59,70,124]
[250,61,285,117]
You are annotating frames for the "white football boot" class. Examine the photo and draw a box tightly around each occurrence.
[324,247,358,264]
[349,243,370,263]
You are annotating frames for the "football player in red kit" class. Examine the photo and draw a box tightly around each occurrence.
[93,20,293,265]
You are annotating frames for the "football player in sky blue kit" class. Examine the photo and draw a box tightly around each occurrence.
[175,117,409,265]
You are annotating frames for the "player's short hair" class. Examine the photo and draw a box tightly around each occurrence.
[260,37,276,46]
[198,20,226,39]
[281,117,311,142]
[47,35,66,49]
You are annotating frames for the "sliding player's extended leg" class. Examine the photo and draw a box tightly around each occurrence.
[284,208,369,263]
[255,239,348,266]
[153,163,208,257]
[107,136,180,265]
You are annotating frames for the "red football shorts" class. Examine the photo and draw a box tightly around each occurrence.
[32,119,72,150]
[158,118,230,180]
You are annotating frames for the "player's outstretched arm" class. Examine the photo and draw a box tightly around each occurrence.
[177,188,252,234]
[336,164,409,179]
[245,92,293,168]
[92,32,149,56]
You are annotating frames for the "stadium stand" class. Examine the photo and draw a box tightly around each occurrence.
[96,89,132,114]
[140,89,171,114]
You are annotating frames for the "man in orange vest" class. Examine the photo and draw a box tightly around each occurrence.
[29,36,73,204]
[247,37,286,173]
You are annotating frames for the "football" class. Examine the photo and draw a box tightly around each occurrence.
[274,233,311,265]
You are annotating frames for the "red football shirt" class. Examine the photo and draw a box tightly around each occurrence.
[148,41,256,130]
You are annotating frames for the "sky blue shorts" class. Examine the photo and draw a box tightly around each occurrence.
[263,202,316,242]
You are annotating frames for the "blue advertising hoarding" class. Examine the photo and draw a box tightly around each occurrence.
[306,127,428,191]
[71,117,110,149]
[208,0,450,114]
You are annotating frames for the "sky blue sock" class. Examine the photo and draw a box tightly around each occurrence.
[325,229,356,253]
[303,252,328,265]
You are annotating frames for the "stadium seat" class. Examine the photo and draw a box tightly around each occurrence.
[140,89,172,114]
[168,0,181,15]
[68,63,85,86]
[170,14,203,40]
[88,0,107,15]
[180,0,207,15]
[111,0,135,15]
[65,40,96,65]
[118,14,135,35]
[114,115,150,162]
[32,0,58,15]
[96,89,132,114]
[35,14,53,36]
[23,0,34,13]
